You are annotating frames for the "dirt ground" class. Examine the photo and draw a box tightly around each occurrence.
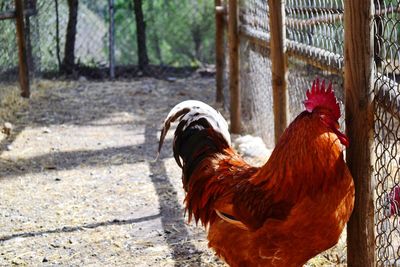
[0,76,345,266]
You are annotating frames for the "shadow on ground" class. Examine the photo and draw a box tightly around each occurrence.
[0,77,223,266]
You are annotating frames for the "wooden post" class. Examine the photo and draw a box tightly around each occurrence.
[55,0,62,72]
[109,0,115,79]
[228,0,240,133]
[15,0,30,98]
[268,0,288,143]
[215,0,225,103]
[344,0,375,266]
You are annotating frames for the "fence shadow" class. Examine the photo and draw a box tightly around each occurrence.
[0,214,161,242]
[0,77,215,265]
[145,123,204,266]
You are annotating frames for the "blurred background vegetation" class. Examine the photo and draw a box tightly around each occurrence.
[0,0,216,79]
[115,0,215,66]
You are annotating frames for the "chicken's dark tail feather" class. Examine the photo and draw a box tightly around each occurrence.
[158,100,231,187]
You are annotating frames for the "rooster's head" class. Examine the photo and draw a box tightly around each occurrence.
[303,79,349,147]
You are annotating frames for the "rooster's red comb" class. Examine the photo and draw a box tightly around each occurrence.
[304,78,341,121]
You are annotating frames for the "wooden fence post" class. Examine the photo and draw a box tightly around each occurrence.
[215,0,225,103]
[344,0,375,266]
[15,0,30,98]
[228,0,241,133]
[268,0,287,143]
[228,0,240,133]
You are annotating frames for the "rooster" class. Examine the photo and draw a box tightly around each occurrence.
[158,79,355,266]
[386,185,400,217]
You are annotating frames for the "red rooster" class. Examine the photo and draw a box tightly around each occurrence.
[158,79,355,266]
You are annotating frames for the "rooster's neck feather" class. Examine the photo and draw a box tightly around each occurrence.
[255,111,344,194]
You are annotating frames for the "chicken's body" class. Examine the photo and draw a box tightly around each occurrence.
[158,80,354,266]
[206,113,354,266]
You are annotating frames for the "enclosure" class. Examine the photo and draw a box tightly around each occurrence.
[1,0,400,266]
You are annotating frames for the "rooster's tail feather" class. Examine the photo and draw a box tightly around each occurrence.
[158,100,231,186]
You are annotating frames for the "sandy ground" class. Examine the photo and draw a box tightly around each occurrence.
[0,76,348,266]
[0,77,226,266]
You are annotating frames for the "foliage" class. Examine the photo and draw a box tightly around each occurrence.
[114,0,215,67]
[0,0,215,73]
[0,20,18,71]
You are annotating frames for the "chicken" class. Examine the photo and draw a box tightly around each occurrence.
[386,185,400,216]
[158,79,355,266]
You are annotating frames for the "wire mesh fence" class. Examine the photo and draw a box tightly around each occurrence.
[1,0,400,265]
[286,0,344,72]
[34,0,109,72]
[0,1,18,82]
[0,0,216,82]
[237,0,399,265]
[238,0,274,146]
[285,1,345,123]
[238,0,345,145]
[373,0,400,265]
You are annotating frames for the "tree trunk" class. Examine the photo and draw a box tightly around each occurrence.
[191,25,202,62]
[55,0,62,72]
[148,0,162,64]
[62,0,78,74]
[153,32,162,64]
[54,0,62,71]
[133,0,149,71]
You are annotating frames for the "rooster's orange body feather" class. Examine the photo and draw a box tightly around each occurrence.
[158,80,354,266]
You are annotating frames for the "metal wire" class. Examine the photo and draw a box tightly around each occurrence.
[374,1,400,265]
[33,0,109,72]
[238,0,345,147]
[0,0,399,264]
[238,0,274,147]
[0,1,18,82]
[240,1,400,264]
[286,0,344,72]
[0,0,216,80]
[285,1,345,123]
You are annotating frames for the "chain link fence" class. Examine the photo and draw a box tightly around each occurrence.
[373,0,400,265]
[0,1,18,82]
[0,0,216,82]
[285,1,344,125]
[238,0,274,145]
[238,0,345,146]
[33,1,109,73]
[1,0,400,264]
